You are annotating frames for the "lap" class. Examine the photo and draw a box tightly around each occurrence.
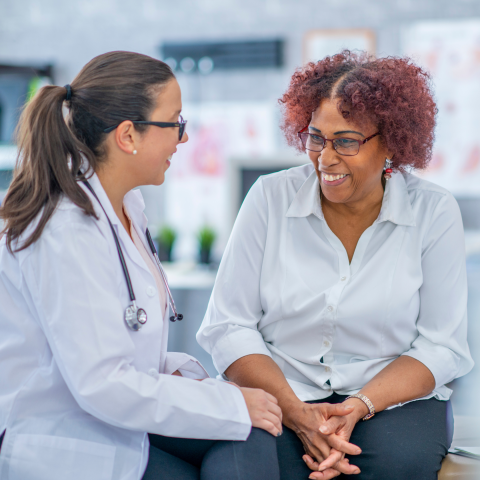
[277,394,450,480]
[144,428,279,480]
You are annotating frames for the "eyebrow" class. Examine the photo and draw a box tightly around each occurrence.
[308,126,364,138]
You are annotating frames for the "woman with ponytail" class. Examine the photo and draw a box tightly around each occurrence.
[0,52,282,480]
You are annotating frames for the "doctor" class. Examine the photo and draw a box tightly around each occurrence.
[0,51,286,480]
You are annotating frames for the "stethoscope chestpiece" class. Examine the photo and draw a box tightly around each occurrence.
[125,304,148,331]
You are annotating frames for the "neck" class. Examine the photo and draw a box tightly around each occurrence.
[321,181,385,221]
[95,164,132,221]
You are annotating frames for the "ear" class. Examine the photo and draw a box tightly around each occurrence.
[114,121,138,155]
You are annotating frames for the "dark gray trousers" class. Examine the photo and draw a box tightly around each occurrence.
[276,393,453,480]
[143,427,280,480]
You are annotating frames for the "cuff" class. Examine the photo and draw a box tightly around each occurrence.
[164,352,210,380]
[402,335,460,388]
[211,327,272,374]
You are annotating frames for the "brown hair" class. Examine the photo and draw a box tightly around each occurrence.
[0,51,174,252]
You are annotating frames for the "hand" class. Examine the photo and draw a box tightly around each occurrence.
[305,399,368,479]
[239,386,283,437]
[171,370,182,376]
[285,402,361,479]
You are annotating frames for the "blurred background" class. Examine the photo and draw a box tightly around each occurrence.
[1,0,480,446]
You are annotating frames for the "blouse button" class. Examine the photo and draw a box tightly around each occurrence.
[341,276,346,281]
[146,286,156,297]
[325,366,331,373]
[324,340,330,347]
[327,306,334,312]
[148,368,159,378]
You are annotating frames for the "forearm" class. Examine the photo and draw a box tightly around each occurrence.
[345,356,436,421]
[225,354,303,428]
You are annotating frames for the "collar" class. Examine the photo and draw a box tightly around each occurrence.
[286,169,416,227]
[80,168,148,234]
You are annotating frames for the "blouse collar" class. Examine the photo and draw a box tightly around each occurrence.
[286,167,416,227]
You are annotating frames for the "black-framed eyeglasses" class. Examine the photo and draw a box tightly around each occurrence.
[297,126,379,156]
[104,115,187,141]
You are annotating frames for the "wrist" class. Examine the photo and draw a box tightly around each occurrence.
[343,397,369,423]
[280,398,306,431]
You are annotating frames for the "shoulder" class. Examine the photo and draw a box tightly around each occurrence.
[258,163,315,192]
[402,172,462,226]
[13,195,108,263]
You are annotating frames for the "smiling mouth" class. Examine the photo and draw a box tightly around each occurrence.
[321,172,348,181]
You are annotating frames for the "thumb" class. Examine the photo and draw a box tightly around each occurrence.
[325,403,355,417]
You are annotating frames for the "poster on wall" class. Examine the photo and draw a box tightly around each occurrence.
[303,29,375,64]
[164,102,276,261]
[402,20,480,196]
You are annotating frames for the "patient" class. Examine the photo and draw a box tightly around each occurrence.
[197,50,474,480]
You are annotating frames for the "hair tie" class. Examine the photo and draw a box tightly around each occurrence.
[64,84,72,101]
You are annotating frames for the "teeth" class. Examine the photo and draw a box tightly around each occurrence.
[168,155,172,161]
[323,173,347,181]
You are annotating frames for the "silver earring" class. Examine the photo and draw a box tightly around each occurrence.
[384,159,392,180]
[133,150,137,155]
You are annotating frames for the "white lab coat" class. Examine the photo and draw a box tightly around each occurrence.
[0,172,251,480]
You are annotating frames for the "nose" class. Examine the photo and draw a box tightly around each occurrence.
[180,131,189,144]
[316,142,340,170]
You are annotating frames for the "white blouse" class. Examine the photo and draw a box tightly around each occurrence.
[0,172,251,480]
[197,164,474,403]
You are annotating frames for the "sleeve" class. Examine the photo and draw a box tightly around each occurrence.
[164,352,210,379]
[197,178,273,374]
[22,221,251,440]
[402,193,474,387]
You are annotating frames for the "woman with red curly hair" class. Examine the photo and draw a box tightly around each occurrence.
[198,51,473,479]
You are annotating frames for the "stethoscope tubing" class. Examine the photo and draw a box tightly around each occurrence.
[83,180,182,323]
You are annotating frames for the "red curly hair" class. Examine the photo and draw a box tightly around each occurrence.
[279,51,437,171]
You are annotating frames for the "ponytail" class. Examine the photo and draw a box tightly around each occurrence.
[0,85,96,252]
[0,51,174,252]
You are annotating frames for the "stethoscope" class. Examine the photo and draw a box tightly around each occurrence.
[83,180,183,331]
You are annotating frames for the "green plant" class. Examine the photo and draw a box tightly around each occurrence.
[197,226,216,251]
[155,225,177,249]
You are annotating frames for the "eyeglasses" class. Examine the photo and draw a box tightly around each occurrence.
[104,115,187,141]
[297,127,379,156]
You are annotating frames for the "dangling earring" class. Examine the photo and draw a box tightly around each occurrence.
[133,150,137,155]
[384,159,393,180]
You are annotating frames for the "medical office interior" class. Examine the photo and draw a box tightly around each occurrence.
[1,0,480,475]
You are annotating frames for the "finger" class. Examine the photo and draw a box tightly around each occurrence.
[258,417,282,437]
[317,448,343,472]
[263,411,283,434]
[325,403,355,417]
[319,416,344,435]
[327,434,362,455]
[308,468,341,479]
[335,458,361,475]
[267,401,283,421]
[264,391,279,405]
[303,454,320,471]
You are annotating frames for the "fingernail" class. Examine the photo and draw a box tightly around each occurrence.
[309,476,316,480]
[319,425,328,433]
[356,449,362,454]
[276,431,283,437]
[355,469,361,474]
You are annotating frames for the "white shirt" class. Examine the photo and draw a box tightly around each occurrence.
[197,164,474,403]
[0,172,251,480]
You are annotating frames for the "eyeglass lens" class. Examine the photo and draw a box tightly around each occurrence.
[301,133,360,156]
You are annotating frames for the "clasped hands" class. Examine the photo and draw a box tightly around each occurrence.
[287,400,368,479]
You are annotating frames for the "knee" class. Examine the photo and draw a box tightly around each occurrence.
[351,445,444,480]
